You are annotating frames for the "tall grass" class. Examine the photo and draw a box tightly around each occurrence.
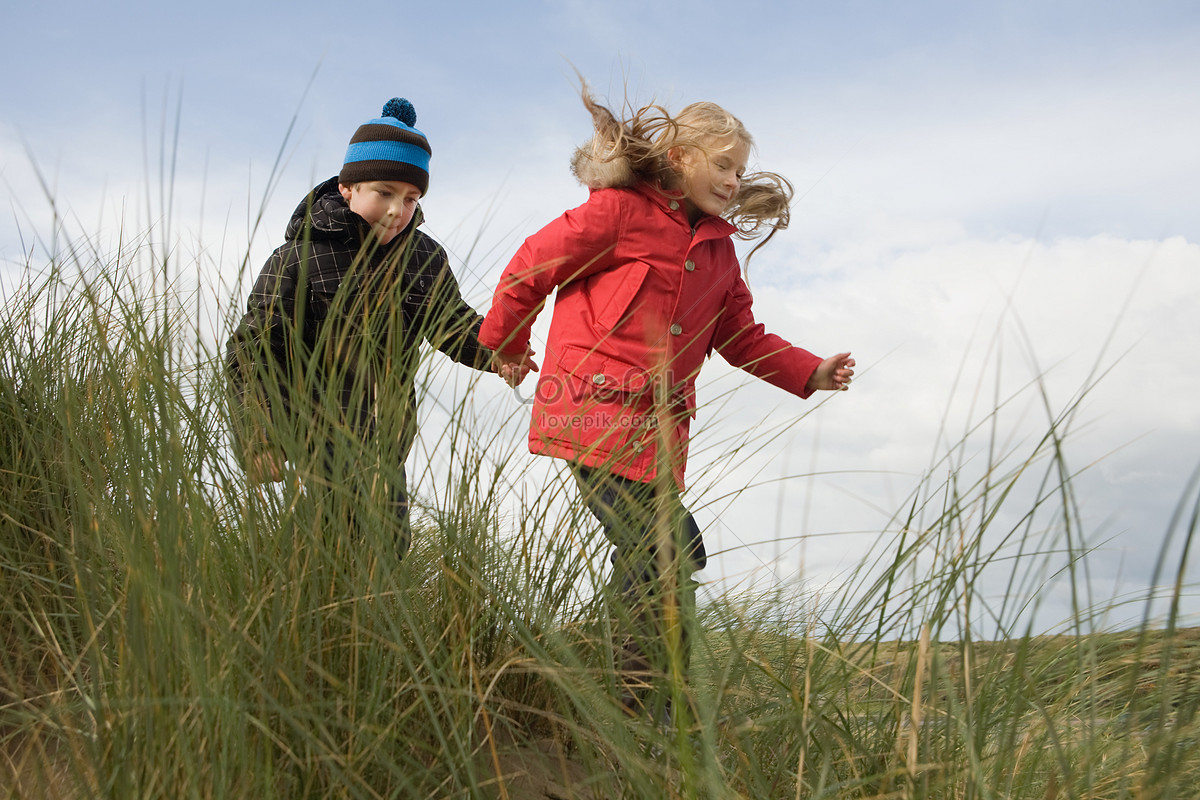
[1,216,1197,799]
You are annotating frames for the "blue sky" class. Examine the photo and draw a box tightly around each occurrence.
[3,1,1198,637]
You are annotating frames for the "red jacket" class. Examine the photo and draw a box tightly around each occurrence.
[479,183,822,488]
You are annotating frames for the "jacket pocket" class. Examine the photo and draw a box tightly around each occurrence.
[535,345,658,471]
[557,344,651,397]
[590,260,651,330]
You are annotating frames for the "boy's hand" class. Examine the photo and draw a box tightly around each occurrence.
[494,346,539,388]
[806,352,855,393]
[247,450,286,485]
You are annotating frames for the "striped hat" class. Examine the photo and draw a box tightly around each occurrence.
[339,98,431,195]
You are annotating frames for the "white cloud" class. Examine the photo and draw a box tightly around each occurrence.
[670,229,1200,635]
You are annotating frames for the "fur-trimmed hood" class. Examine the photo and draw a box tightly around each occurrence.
[569,136,637,189]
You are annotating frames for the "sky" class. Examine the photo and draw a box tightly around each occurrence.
[2,0,1198,638]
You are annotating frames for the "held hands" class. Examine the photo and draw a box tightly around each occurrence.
[493,346,540,388]
[806,352,855,393]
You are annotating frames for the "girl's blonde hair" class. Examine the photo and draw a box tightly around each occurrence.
[570,86,793,256]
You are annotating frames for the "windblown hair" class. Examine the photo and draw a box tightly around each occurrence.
[569,86,794,258]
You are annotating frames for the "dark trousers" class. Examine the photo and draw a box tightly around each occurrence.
[571,466,706,712]
[314,437,412,562]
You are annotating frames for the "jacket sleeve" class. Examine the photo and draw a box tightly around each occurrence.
[478,189,624,354]
[711,270,823,399]
[416,241,494,371]
[224,244,302,451]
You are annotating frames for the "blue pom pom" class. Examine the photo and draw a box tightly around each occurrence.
[381,97,417,127]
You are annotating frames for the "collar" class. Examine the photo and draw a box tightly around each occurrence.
[632,182,736,240]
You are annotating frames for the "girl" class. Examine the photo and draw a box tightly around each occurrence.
[479,87,854,716]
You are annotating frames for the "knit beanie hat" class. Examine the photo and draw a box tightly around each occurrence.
[339,98,431,195]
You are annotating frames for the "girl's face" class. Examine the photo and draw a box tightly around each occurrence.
[338,180,422,244]
[671,135,750,224]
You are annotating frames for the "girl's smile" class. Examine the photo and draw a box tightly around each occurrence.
[672,135,750,225]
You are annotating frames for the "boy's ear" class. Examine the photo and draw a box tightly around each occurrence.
[338,183,354,203]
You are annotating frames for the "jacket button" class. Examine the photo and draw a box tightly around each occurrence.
[669,200,679,210]
[669,323,683,336]
[592,373,606,385]
[685,260,695,272]
[631,440,644,452]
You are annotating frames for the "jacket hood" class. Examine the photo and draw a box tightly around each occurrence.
[284,176,424,243]
[570,138,637,190]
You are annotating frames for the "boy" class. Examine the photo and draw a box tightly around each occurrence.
[226,97,513,557]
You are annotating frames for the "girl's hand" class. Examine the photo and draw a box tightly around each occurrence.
[806,352,855,392]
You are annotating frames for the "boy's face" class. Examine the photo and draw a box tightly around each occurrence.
[338,180,422,245]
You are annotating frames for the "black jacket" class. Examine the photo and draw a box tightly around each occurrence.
[226,176,491,464]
